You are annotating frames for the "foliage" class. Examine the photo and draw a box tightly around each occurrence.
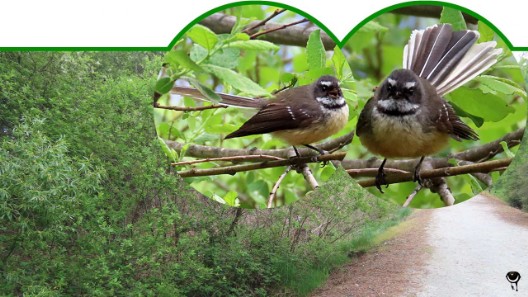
[343,7,526,208]
[0,46,402,296]
[154,7,357,208]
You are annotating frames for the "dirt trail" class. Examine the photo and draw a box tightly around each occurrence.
[311,194,528,297]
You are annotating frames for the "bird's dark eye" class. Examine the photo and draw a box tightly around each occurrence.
[321,85,328,92]
[387,84,394,92]
[405,87,415,95]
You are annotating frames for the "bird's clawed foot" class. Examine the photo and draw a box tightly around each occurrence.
[375,158,389,193]
[303,144,328,166]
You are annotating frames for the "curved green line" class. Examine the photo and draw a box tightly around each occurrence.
[0,1,525,51]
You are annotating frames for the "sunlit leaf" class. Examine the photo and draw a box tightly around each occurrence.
[478,21,495,42]
[202,64,270,96]
[208,48,241,69]
[440,7,467,30]
[186,24,218,50]
[307,29,326,70]
[187,77,222,102]
[226,40,280,51]
[475,75,527,98]
[165,50,203,73]
[155,77,174,94]
[448,86,514,122]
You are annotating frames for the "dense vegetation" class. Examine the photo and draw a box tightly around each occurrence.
[0,51,403,296]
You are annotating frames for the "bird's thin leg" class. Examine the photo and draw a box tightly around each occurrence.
[292,146,301,158]
[413,156,425,185]
[304,144,326,155]
[304,144,328,166]
[375,158,388,193]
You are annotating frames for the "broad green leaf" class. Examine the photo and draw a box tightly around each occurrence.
[307,30,326,70]
[155,77,174,94]
[187,77,222,102]
[475,75,527,98]
[186,24,218,50]
[440,7,467,31]
[450,102,484,127]
[478,21,495,42]
[165,50,203,73]
[190,44,208,63]
[208,48,240,69]
[332,46,353,80]
[226,40,280,51]
[202,64,270,96]
[500,141,515,158]
[448,86,514,122]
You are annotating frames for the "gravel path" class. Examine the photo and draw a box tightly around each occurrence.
[311,193,528,297]
[410,194,528,296]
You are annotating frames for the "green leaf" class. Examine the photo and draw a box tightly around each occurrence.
[478,21,495,42]
[500,141,515,158]
[165,50,203,73]
[154,77,174,94]
[190,44,208,63]
[158,137,177,162]
[359,21,388,33]
[186,77,222,102]
[440,7,467,31]
[332,46,353,80]
[186,24,218,50]
[448,86,514,122]
[202,64,270,96]
[475,75,527,98]
[226,40,280,51]
[223,191,239,206]
[306,30,326,70]
[208,48,240,69]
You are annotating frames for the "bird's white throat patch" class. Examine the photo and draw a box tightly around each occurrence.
[377,98,420,114]
[316,96,346,108]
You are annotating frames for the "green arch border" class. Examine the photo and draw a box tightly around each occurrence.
[1,0,526,51]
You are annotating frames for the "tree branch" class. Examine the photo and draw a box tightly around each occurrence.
[172,154,285,166]
[165,130,354,159]
[177,152,346,178]
[199,13,336,50]
[356,158,511,188]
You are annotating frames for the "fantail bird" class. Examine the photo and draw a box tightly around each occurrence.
[171,75,349,155]
[356,23,502,193]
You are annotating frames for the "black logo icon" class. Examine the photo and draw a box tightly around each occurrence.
[506,271,521,291]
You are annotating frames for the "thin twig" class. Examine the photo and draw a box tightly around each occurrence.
[172,154,285,166]
[268,165,292,208]
[298,163,319,190]
[250,18,309,39]
[177,152,346,178]
[403,184,423,207]
[243,8,286,33]
[154,102,227,112]
[356,158,512,188]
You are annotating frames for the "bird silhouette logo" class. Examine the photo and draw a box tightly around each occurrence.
[506,271,521,291]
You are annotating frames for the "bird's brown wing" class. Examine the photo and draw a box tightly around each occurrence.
[224,102,315,139]
[431,99,479,141]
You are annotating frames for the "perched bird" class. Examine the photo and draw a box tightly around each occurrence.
[356,24,502,192]
[172,75,349,155]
